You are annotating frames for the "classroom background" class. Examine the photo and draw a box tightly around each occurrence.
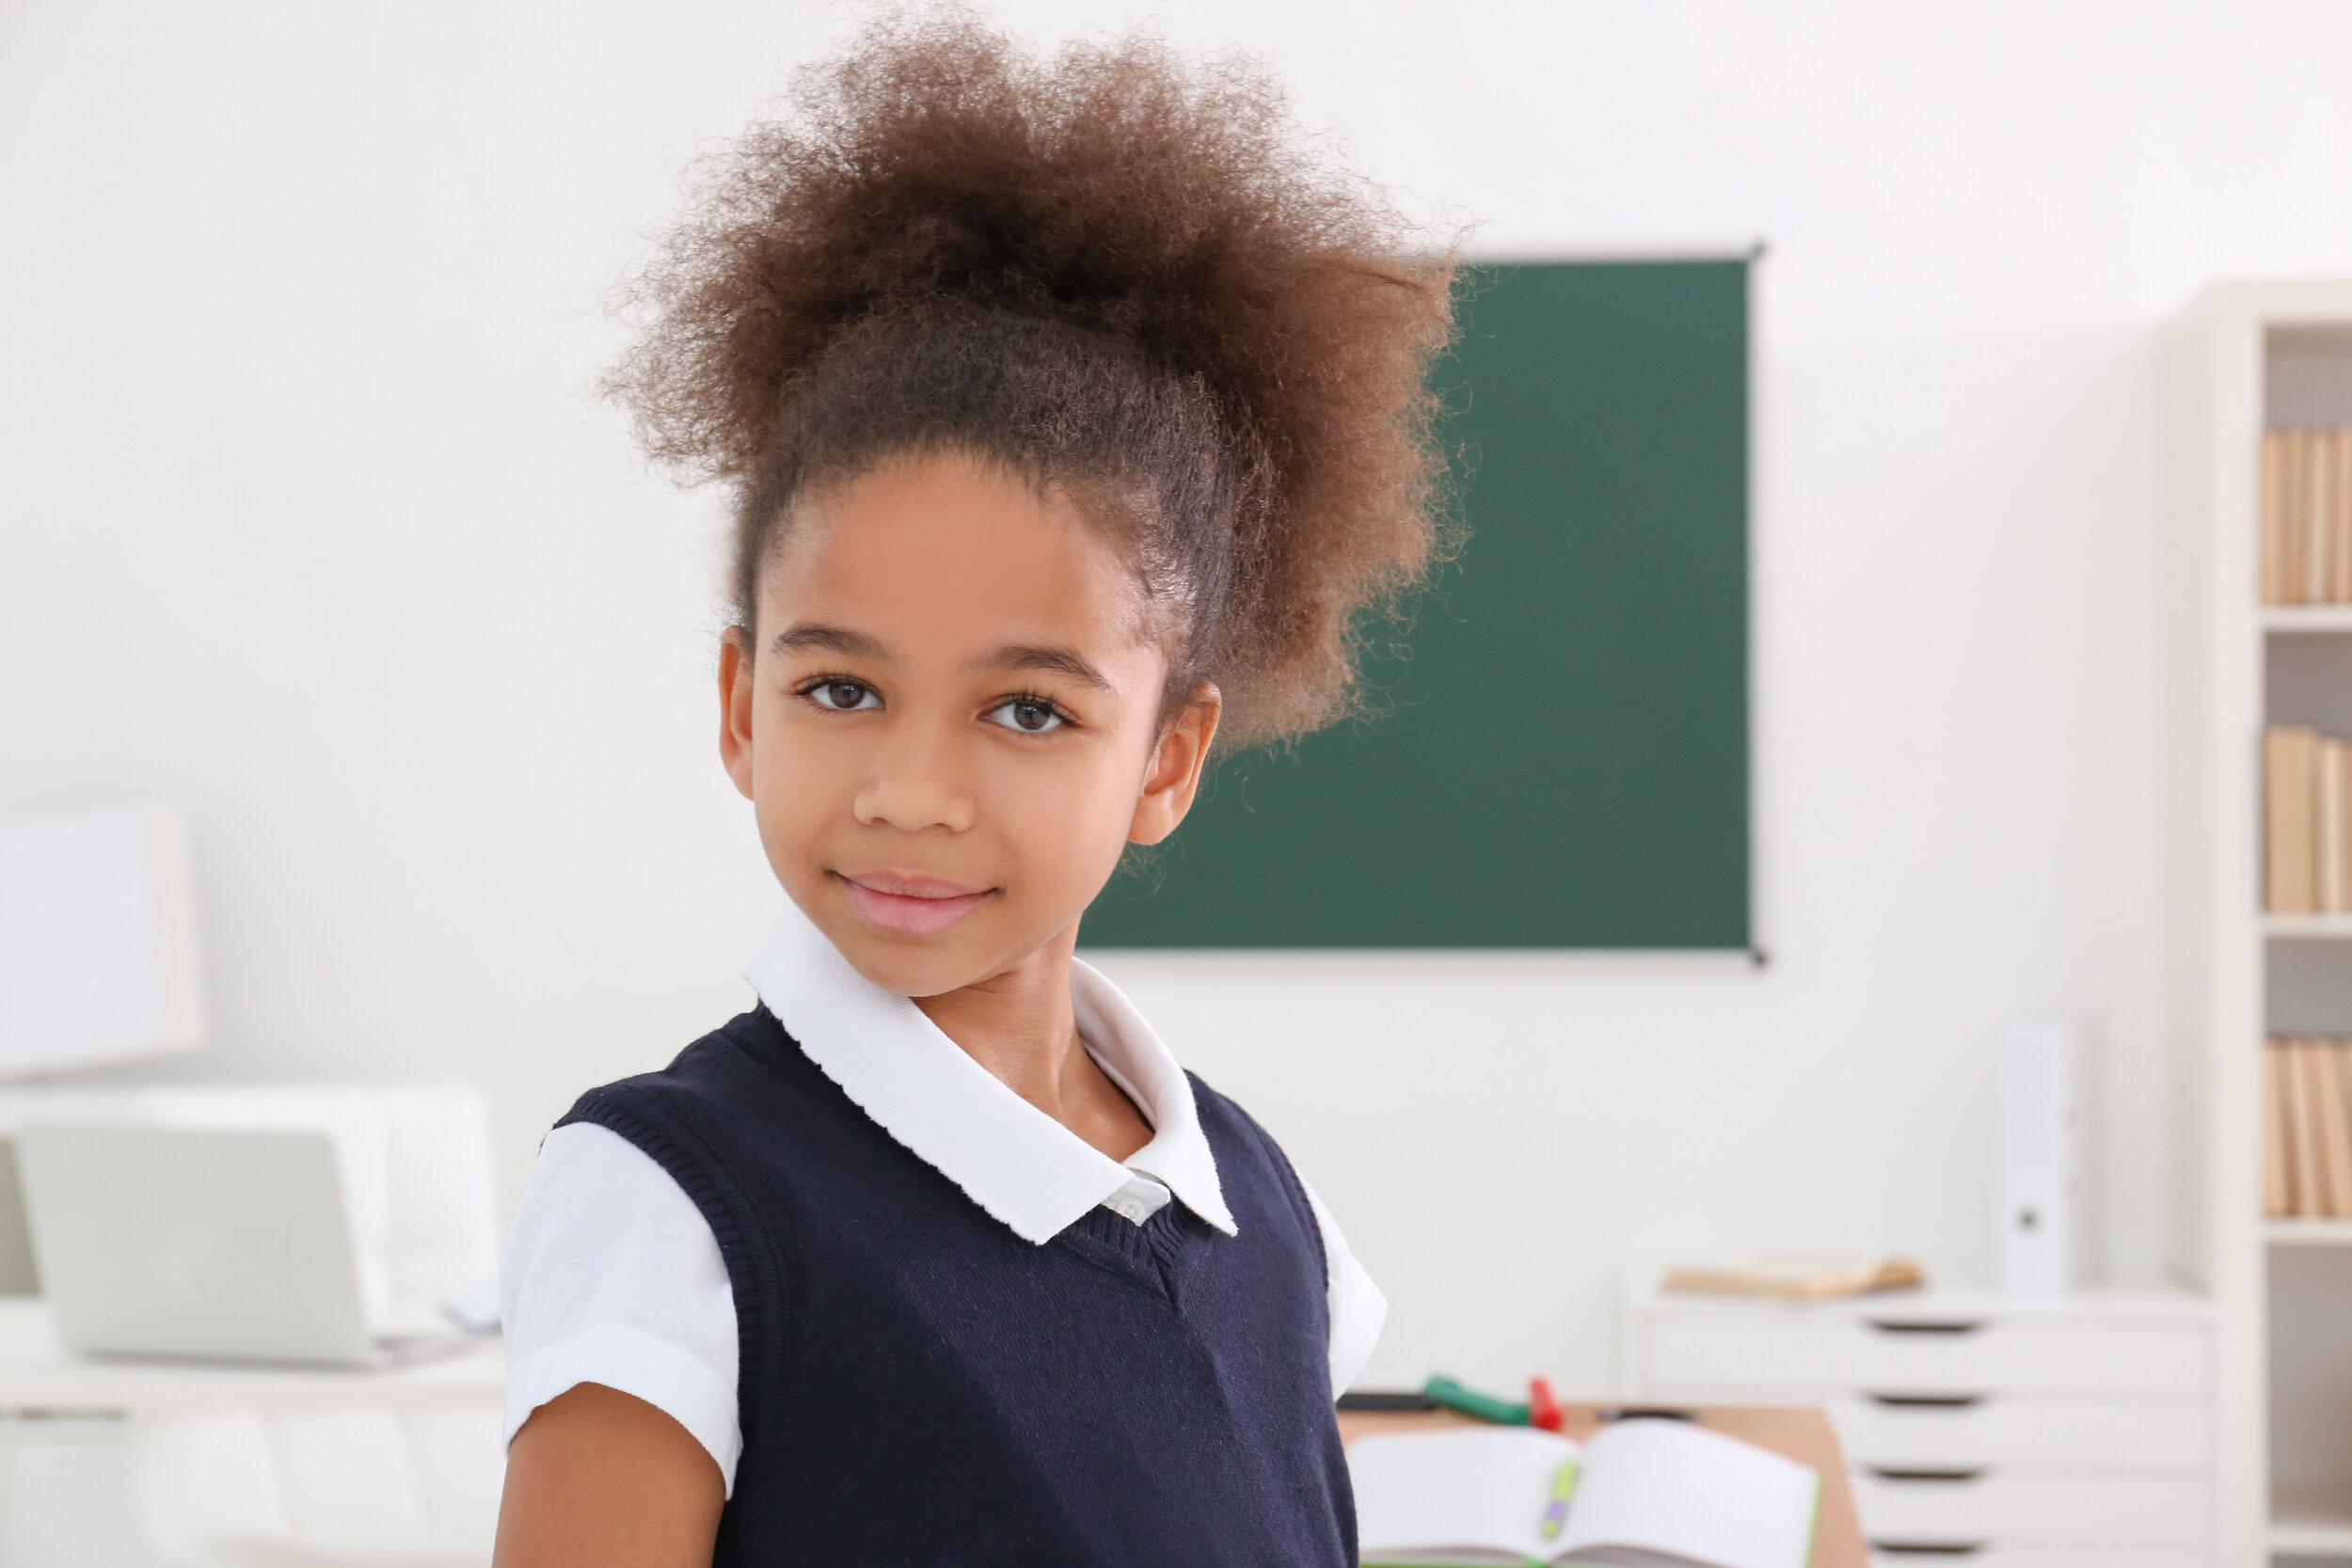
[7,1,2352,1548]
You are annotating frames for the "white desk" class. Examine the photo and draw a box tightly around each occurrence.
[0,1301,508,1567]
[0,1298,503,1413]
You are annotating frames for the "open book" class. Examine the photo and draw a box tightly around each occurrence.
[1349,1421,1820,1568]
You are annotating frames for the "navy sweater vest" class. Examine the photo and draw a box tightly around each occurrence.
[558,1006,1356,1567]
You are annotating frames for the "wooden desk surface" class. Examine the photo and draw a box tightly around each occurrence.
[1337,1403,1867,1568]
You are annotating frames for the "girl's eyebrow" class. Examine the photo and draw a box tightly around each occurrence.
[979,642,1114,692]
[771,621,887,659]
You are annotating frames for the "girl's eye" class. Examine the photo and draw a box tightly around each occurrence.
[987,698,1066,734]
[805,679,882,712]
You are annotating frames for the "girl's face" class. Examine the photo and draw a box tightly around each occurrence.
[720,451,1218,998]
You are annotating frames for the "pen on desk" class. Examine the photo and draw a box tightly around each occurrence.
[1538,1456,1578,1542]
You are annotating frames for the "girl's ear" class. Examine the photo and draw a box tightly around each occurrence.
[718,626,757,802]
[1129,685,1222,846]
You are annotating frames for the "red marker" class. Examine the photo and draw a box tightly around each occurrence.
[1528,1375,1563,1432]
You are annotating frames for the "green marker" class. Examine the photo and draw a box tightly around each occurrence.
[1422,1375,1530,1426]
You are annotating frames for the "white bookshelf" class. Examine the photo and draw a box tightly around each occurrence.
[2168,278,2352,1567]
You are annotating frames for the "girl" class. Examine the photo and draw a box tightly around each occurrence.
[493,13,1455,1566]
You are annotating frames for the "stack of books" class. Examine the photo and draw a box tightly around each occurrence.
[2265,1037,2352,1219]
[2264,724,2352,913]
[1660,1254,1923,1302]
[2262,427,2352,604]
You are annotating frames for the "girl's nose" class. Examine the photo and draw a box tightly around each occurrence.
[850,719,979,834]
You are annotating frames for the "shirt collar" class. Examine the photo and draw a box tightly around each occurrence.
[743,905,1235,1243]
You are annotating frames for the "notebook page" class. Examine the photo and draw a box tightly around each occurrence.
[1555,1419,1818,1568]
[1350,1428,1582,1566]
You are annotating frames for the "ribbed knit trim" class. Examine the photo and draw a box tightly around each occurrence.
[560,1085,785,1452]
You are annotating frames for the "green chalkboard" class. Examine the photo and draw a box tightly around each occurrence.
[1080,260,1750,949]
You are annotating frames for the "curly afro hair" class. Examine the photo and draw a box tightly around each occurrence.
[606,7,1459,749]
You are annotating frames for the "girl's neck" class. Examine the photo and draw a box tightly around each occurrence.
[912,927,1152,1164]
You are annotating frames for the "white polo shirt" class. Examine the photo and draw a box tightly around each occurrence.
[500,907,1386,1494]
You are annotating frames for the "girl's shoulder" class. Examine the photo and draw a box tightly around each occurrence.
[560,1005,816,1142]
[1179,1070,1323,1237]
[548,1004,846,1243]
[1182,1069,1291,1168]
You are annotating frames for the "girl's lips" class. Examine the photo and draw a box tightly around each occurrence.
[837,873,993,937]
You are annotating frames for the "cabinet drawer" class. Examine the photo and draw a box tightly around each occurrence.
[1645,1319,2206,1397]
[1829,1396,2207,1470]
[1852,1470,2209,1544]
[1643,1387,2211,1471]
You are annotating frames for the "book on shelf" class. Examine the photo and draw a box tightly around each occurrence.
[2262,426,2352,606]
[2289,1038,2327,1214]
[2314,1041,2352,1214]
[2326,742,2350,914]
[2265,1041,2293,1216]
[2263,1036,2352,1218]
[2263,724,2352,914]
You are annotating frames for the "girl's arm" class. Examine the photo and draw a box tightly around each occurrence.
[493,1383,724,1568]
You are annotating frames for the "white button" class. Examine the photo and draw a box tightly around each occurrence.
[1115,1199,1147,1222]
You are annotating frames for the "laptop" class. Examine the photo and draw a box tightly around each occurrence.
[15,1123,475,1368]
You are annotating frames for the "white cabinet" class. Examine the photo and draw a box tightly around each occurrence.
[1632,1290,2215,1565]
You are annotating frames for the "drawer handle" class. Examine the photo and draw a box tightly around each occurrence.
[1865,1392,1985,1409]
[1867,1466,1986,1483]
[1867,1318,1985,1336]
[1869,1542,1988,1558]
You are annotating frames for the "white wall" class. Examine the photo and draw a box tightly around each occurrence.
[7,0,2352,1396]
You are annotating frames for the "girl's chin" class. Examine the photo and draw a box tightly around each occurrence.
[829,933,1006,1004]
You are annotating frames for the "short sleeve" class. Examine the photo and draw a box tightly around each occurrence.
[1295,1172,1387,1396]
[500,1121,743,1493]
